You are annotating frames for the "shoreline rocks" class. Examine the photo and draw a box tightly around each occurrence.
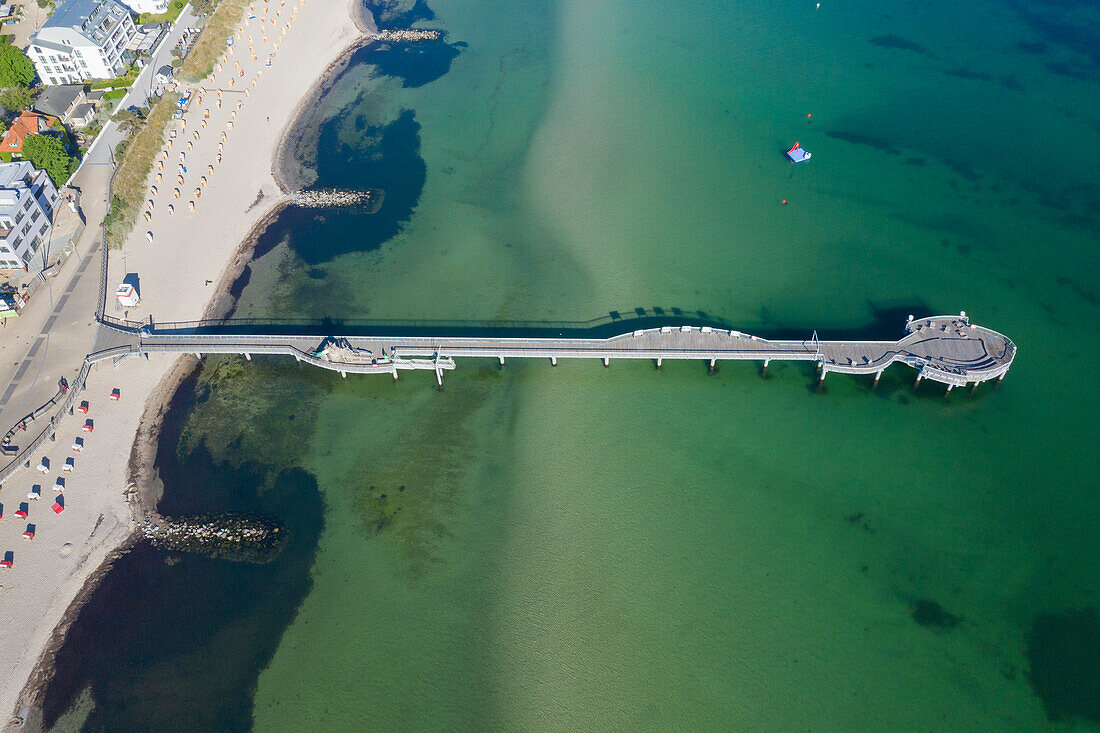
[367,29,442,43]
[139,513,286,563]
[289,188,382,212]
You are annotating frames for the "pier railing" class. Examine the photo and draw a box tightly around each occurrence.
[0,359,94,485]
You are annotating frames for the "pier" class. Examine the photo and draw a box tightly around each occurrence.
[91,313,1015,389]
[0,311,1015,483]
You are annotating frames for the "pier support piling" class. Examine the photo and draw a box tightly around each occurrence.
[498,356,505,366]
[915,374,923,387]
[873,369,883,389]
[392,370,398,380]
[436,369,443,387]
[708,358,717,374]
[340,371,346,379]
[603,357,610,368]
[550,356,557,366]
[655,357,662,369]
[244,353,251,361]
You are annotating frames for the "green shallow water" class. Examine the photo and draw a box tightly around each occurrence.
[49,0,1100,729]
[236,0,1100,729]
[242,0,1099,729]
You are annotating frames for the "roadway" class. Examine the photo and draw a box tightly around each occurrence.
[0,6,199,453]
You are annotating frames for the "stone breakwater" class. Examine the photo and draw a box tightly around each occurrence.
[140,513,286,563]
[289,188,383,212]
[367,29,442,42]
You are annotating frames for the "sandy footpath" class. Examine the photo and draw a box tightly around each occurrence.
[0,0,372,728]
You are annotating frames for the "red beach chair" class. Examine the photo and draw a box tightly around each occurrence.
[52,501,64,514]
[0,557,11,569]
[82,420,94,433]
[77,401,89,414]
[110,388,121,401]
[15,503,28,519]
[22,527,34,540]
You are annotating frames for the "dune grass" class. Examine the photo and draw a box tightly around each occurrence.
[105,0,252,247]
[179,0,249,83]
[103,95,174,249]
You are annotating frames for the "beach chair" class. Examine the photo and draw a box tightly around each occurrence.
[27,485,41,501]
[37,458,49,473]
[72,437,84,452]
[64,457,75,473]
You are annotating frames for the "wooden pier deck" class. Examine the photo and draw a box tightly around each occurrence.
[92,313,1015,390]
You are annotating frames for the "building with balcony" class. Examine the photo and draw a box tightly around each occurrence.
[0,162,59,272]
[121,0,169,13]
[27,0,138,86]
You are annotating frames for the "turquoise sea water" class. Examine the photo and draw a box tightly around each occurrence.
[45,0,1100,730]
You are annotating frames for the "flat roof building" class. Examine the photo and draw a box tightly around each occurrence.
[27,0,137,86]
[0,162,58,272]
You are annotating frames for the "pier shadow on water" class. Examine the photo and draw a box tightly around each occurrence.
[148,302,931,342]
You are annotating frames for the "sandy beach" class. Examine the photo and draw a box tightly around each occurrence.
[0,1,372,728]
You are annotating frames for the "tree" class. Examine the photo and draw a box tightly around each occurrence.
[0,85,31,112]
[112,108,145,135]
[22,134,76,186]
[0,45,35,88]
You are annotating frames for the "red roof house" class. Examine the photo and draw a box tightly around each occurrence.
[1,112,56,155]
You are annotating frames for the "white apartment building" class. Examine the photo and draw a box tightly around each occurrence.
[27,0,137,86]
[0,163,58,272]
[121,0,169,13]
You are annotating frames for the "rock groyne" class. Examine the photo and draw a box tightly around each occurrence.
[140,513,286,563]
[368,29,441,42]
[289,188,383,213]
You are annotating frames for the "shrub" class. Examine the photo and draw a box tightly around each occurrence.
[0,85,31,112]
[22,134,76,185]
